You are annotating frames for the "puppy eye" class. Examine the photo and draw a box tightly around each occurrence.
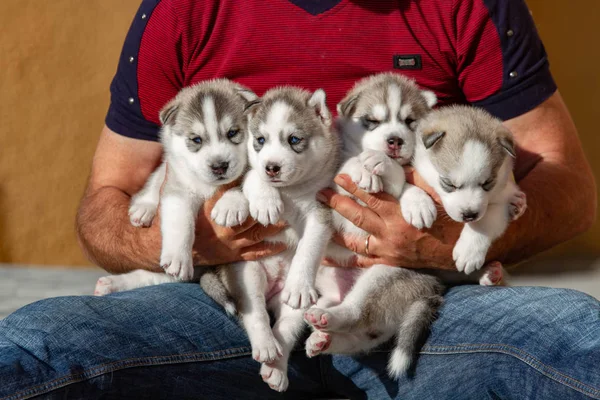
[227,129,240,139]
[405,117,416,126]
[361,116,380,130]
[191,137,202,145]
[288,135,302,145]
[440,177,457,193]
[256,137,266,145]
[481,179,495,191]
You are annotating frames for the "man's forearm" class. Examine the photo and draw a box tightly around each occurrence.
[76,186,162,273]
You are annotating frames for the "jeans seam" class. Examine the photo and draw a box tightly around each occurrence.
[1,346,252,400]
[419,343,600,399]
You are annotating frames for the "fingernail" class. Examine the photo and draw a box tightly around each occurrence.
[333,175,348,186]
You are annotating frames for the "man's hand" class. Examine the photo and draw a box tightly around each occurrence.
[318,174,460,270]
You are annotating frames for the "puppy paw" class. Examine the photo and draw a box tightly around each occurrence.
[94,276,118,296]
[161,252,194,281]
[303,308,330,330]
[359,150,390,176]
[400,191,437,229]
[281,281,318,309]
[453,236,488,275]
[252,338,283,363]
[509,190,527,221]
[478,262,504,286]
[305,331,331,358]
[249,195,283,226]
[128,202,157,227]
[260,363,289,392]
[211,191,249,227]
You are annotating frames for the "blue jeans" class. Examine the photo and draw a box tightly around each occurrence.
[1,284,599,400]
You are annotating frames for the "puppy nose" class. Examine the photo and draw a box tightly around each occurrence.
[387,136,404,151]
[211,161,229,176]
[462,211,479,222]
[265,163,281,177]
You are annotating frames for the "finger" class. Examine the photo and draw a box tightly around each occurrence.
[354,255,392,268]
[333,174,396,212]
[232,222,287,248]
[239,242,287,261]
[318,189,382,234]
[332,232,381,257]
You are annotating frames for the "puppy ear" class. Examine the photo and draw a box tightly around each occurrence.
[422,130,445,149]
[235,86,259,104]
[308,89,332,127]
[243,99,262,116]
[337,95,358,117]
[498,134,516,158]
[159,98,180,126]
[421,90,438,108]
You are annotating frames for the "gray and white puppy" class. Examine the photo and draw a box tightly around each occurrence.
[413,105,527,274]
[303,73,444,378]
[202,87,340,392]
[94,79,256,295]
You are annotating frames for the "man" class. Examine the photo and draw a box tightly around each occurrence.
[1,0,598,399]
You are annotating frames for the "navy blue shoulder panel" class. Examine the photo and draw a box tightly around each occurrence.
[474,0,557,120]
[287,0,343,15]
[105,0,162,142]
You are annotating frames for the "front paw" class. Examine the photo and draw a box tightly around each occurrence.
[249,195,283,226]
[281,280,318,309]
[509,190,527,221]
[129,202,157,227]
[453,236,488,275]
[347,164,383,193]
[211,194,249,227]
[400,192,437,229]
[160,252,194,281]
[359,150,390,176]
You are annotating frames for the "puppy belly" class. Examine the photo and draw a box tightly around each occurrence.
[316,266,363,305]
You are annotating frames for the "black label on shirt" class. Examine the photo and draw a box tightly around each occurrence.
[393,55,422,70]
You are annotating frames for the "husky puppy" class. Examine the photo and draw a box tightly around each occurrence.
[203,87,340,392]
[94,79,256,295]
[413,105,527,275]
[301,73,445,378]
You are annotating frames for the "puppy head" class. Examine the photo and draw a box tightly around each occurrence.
[418,106,516,223]
[159,79,257,185]
[246,87,335,187]
[337,72,437,164]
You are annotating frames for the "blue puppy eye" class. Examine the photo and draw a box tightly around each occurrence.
[288,136,301,145]
[191,137,202,145]
[256,137,265,145]
[227,129,239,138]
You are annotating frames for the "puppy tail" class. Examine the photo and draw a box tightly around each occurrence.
[387,295,443,378]
[199,268,237,316]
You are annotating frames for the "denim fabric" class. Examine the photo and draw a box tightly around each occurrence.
[0,284,598,399]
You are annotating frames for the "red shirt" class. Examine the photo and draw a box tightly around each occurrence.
[106,0,556,141]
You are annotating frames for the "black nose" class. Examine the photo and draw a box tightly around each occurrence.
[462,211,479,222]
[387,136,404,151]
[211,161,229,176]
[265,163,281,177]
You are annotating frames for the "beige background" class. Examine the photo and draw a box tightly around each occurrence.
[0,0,598,268]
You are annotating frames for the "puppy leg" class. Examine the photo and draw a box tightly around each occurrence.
[129,162,165,227]
[211,187,249,227]
[160,189,200,281]
[453,203,510,274]
[305,330,392,357]
[94,269,178,295]
[260,300,306,393]
[399,183,437,230]
[243,169,283,226]
[342,155,384,194]
[229,262,282,364]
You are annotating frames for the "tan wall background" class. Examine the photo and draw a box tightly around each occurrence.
[0,0,598,268]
